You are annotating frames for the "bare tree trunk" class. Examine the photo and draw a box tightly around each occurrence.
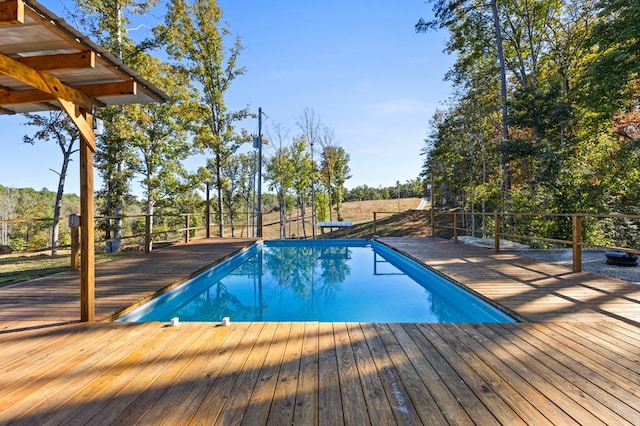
[491,0,511,203]
[300,200,307,238]
[216,154,224,237]
[146,177,154,252]
[51,145,74,255]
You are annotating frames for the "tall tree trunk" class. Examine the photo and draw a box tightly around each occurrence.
[491,0,511,204]
[300,200,307,238]
[216,154,224,237]
[146,176,154,252]
[279,186,286,239]
[51,153,70,256]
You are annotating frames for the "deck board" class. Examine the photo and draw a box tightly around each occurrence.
[2,237,640,424]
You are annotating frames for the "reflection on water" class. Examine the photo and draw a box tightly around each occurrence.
[132,241,514,323]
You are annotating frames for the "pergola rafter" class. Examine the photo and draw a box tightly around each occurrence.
[0,0,168,321]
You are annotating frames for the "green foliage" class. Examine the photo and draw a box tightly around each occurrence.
[315,192,329,223]
[0,186,80,251]
[418,0,638,234]
[156,0,251,237]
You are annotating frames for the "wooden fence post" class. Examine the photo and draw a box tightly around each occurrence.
[69,214,80,271]
[184,214,190,243]
[145,214,151,253]
[494,213,501,253]
[373,212,377,235]
[453,212,459,243]
[572,214,582,273]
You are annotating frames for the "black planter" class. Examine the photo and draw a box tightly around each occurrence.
[605,251,638,267]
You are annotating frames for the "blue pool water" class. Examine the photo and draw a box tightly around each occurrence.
[118,239,515,323]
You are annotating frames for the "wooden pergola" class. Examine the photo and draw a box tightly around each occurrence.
[0,0,168,321]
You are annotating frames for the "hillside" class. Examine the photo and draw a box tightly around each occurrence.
[260,198,434,239]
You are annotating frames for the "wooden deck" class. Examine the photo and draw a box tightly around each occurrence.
[1,237,640,424]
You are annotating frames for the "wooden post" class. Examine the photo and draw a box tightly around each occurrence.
[430,174,435,238]
[453,212,459,243]
[184,214,190,243]
[572,214,582,273]
[79,110,95,322]
[373,212,377,235]
[205,184,210,238]
[69,214,80,271]
[494,213,501,253]
[145,214,151,253]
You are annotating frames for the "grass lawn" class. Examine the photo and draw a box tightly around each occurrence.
[0,252,135,288]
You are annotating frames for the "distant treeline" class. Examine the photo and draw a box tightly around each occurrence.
[0,185,80,250]
[344,179,425,202]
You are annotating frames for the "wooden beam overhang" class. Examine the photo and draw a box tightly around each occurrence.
[0,51,97,150]
[13,50,96,71]
[0,51,96,109]
[0,80,137,105]
[0,0,24,26]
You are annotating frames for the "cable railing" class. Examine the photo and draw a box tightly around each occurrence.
[0,211,263,256]
[372,210,640,272]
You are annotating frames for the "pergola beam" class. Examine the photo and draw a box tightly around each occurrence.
[13,50,95,71]
[0,0,24,26]
[0,52,96,110]
[0,80,137,105]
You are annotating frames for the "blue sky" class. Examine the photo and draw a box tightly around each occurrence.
[0,0,452,196]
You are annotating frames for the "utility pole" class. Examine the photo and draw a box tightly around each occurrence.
[256,107,264,237]
[311,139,316,238]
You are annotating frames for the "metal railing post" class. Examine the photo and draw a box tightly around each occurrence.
[572,214,582,273]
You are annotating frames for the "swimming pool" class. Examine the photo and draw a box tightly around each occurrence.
[117,239,515,323]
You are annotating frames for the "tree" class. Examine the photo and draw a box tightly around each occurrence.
[0,186,15,246]
[418,0,511,200]
[218,153,255,237]
[296,108,322,236]
[128,57,196,250]
[72,0,160,252]
[23,112,79,255]
[319,143,351,221]
[581,0,640,120]
[289,136,314,238]
[265,123,295,239]
[157,0,251,238]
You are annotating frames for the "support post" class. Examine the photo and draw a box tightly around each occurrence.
[79,109,95,322]
[184,214,190,243]
[494,213,501,253]
[572,214,582,273]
